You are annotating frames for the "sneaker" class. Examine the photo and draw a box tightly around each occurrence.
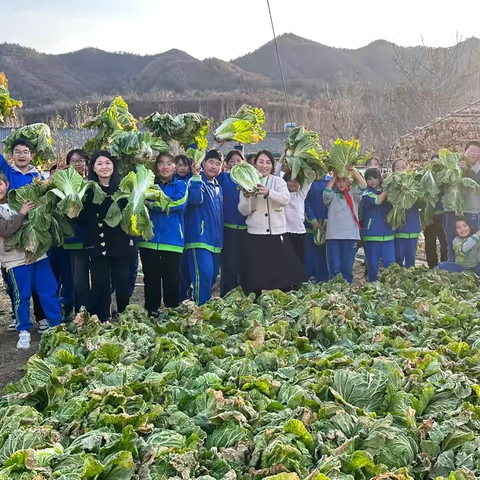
[148,311,159,319]
[8,320,16,331]
[37,319,49,334]
[17,331,31,349]
[63,310,75,323]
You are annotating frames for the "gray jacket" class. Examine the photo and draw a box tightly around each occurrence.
[453,235,480,268]
[323,185,365,240]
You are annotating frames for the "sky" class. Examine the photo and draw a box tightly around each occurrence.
[3,0,479,59]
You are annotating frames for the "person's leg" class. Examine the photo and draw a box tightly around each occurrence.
[381,240,396,271]
[436,214,448,263]
[128,246,139,298]
[220,228,239,297]
[212,252,221,289]
[59,249,74,314]
[443,211,456,262]
[326,240,341,280]
[340,240,357,284]
[316,245,329,282]
[187,248,214,305]
[110,257,131,315]
[364,241,380,282]
[179,253,191,303]
[32,292,46,323]
[140,248,162,313]
[160,251,181,308]
[89,256,112,322]
[438,261,465,272]
[404,238,418,268]
[8,264,33,332]
[33,258,62,328]
[424,223,438,269]
[394,239,406,267]
[70,249,91,313]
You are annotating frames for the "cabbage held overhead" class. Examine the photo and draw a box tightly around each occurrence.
[326,138,370,178]
[105,165,170,240]
[3,123,55,166]
[230,162,263,193]
[284,126,327,184]
[107,130,169,177]
[214,105,266,144]
[0,73,22,123]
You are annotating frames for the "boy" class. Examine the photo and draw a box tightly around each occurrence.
[362,168,395,281]
[0,138,48,332]
[0,173,61,349]
[180,150,223,305]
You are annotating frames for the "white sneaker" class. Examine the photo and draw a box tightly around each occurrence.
[17,331,31,349]
[37,319,49,334]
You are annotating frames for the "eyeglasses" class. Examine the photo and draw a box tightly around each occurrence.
[13,150,31,156]
[70,158,86,164]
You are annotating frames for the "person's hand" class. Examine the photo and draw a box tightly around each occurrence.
[312,222,320,231]
[191,163,201,175]
[346,164,354,172]
[475,229,480,237]
[256,184,269,197]
[19,200,35,216]
[242,188,251,198]
[459,160,468,170]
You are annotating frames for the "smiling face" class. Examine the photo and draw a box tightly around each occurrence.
[156,155,176,182]
[69,152,88,176]
[227,153,243,170]
[335,177,350,192]
[93,156,114,183]
[0,179,8,202]
[254,154,273,177]
[12,144,33,172]
[366,176,381,190]
[465,145,480,165]
[393,159,408,172]
[203,158,222,181]
[286,178,300,192]
[176,160,190,177]
[368,158,382,170]
[456,220,472,238]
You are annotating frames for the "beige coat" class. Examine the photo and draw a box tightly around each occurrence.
[238,174,290,235]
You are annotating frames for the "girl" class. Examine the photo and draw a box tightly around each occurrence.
[175,154,192,182]
[439,217,480,275]
[80,151,136,322]
[238,150,298,296]
[323,167,367,283]
[62,149,90,316]
[391,159,421,268]
[365,156,383,172]
[362,168,395,282]
[217,149,247,296]
[246,153,256,165]
[139,153,187,315]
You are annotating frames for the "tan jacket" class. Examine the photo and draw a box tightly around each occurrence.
[0,203,28,270]
[238,174,290,235]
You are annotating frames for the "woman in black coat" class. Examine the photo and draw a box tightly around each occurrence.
[81,151,136,322]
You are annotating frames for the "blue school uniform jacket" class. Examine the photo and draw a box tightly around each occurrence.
[362,188,394,241]
[184,173,223,253]
[217,171,246,230]
[0,154,42,189]
[304,177,330,232]
[175,172,192,182]
[395,206,421,238]
[138,178,188,253]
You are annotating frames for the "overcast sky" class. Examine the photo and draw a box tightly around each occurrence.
[2,0,479,59]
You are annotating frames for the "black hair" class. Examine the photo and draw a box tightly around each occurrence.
[174,154,191,167]
[204,149,224,163]
[225,149,245,165]
[66,149,89,165]
[49,164,58,174]
[0,172,8,185]
[254,150,275,175]
[455,216,473,235]
[156,152,175,167]
[246,153,256,164]
[391,158,409,172]
[466,141,480,151]
[365,156,383,169]
[364,167,382,181]
[11,138,34,153]
[88,150,120,190]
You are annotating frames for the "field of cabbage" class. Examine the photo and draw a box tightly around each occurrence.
[1,266,480,480]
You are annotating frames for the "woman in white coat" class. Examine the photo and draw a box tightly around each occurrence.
[238,150,301,296]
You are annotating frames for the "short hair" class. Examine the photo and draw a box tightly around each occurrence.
[254,150,275,174]
[88,150,120,189]
[364,167,382,181]
[0,172,8,185]
[225,149,245,164]
[174,154,190,166]
[455,215,473,231]
[465,141,480,151]
[365,156,383,169]
[391,158,409,172]
[66,149,89,165]
[11,138,34,153]
[204,149,224,163]
[49,164,58,174]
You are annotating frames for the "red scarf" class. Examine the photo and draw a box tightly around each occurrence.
[341,186,362,230]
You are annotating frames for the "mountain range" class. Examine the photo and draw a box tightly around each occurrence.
[0,33,479,112]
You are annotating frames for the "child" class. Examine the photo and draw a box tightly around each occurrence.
[0,173,61,349]
[175,154,192,182]
[305,174,330,282]
[139,153,187,315]
[391,159,421,268]
[362,168,395,281]
[180,150,223,305]
[323,167,367,283]
[365,156,383,173]
[225,150,244,171]
[438,217,480,275]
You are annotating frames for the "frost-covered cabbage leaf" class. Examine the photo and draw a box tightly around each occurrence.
[3,123,55,166]
[105,165,170,239]
[214,105,266,144]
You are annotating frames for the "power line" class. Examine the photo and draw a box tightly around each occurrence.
[266,0,293,125]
